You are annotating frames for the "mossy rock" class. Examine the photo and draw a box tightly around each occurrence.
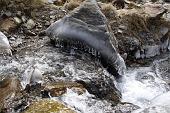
[23,99,76,113]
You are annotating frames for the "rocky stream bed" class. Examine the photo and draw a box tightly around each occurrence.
[0,0,170,113]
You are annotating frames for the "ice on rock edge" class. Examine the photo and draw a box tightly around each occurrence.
[0,31,12,55]
[21,65,43,89]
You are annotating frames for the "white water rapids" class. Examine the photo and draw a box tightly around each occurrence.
[0,46,169,113]
[57,55,170,113]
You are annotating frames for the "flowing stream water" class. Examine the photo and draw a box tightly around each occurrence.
[0,45,169,113]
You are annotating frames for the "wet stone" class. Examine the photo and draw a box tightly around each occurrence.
[23,99,76,113]
[43,81,85,97]
[114,102,140,113]
[153,57,170,83]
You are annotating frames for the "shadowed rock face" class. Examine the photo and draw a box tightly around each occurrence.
[45,0,126,78]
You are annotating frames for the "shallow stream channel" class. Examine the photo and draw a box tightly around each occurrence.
[0,42,169,113]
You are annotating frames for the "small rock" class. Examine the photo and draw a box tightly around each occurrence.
[13,17,22,25]
[1,11,12,18]
[21,16,27,23]
[24,19,36,30]
[9,37,16,41]
[153,57,170,82]
[23,99,76,113]
[24,30,37,36]
[16,11,22,16]
[44,21,50,26]
[160,27,169,37]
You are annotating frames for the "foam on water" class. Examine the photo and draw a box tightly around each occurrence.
[0,45,169,113]
[57,88,114,113]
[133,91,170,113]
[118,67,168,108]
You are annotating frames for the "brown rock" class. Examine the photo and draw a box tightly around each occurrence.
[143,3,167,19]
[63,0,83,10]
[53,0,66,6]
[112,0,125,9]
[0,18,17,32]
[43,81,85,97]
[0,77,21,111]
[23,99,76,113]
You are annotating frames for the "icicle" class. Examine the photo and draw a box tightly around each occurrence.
[92,48,96,56]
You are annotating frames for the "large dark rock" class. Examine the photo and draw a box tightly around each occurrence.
[76,72,121,104]
[45,0,126,77]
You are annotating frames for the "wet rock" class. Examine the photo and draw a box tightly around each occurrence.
[161,31,170,52]
[46,0,126,77]
[153,57,170,83]
[76,73,122,104]
[43,81,85,97]
[24,83,43,97]
[23,99,76,113]
[0,77,21,112]
[59,63,122,104]
[0,31,12,55]
[114,102,140,113]
[24,19,36,30]
[35,46,122,104]
[113,4,170,60]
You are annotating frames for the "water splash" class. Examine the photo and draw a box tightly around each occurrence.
[58,88,114,113]
[118,66,168,108]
